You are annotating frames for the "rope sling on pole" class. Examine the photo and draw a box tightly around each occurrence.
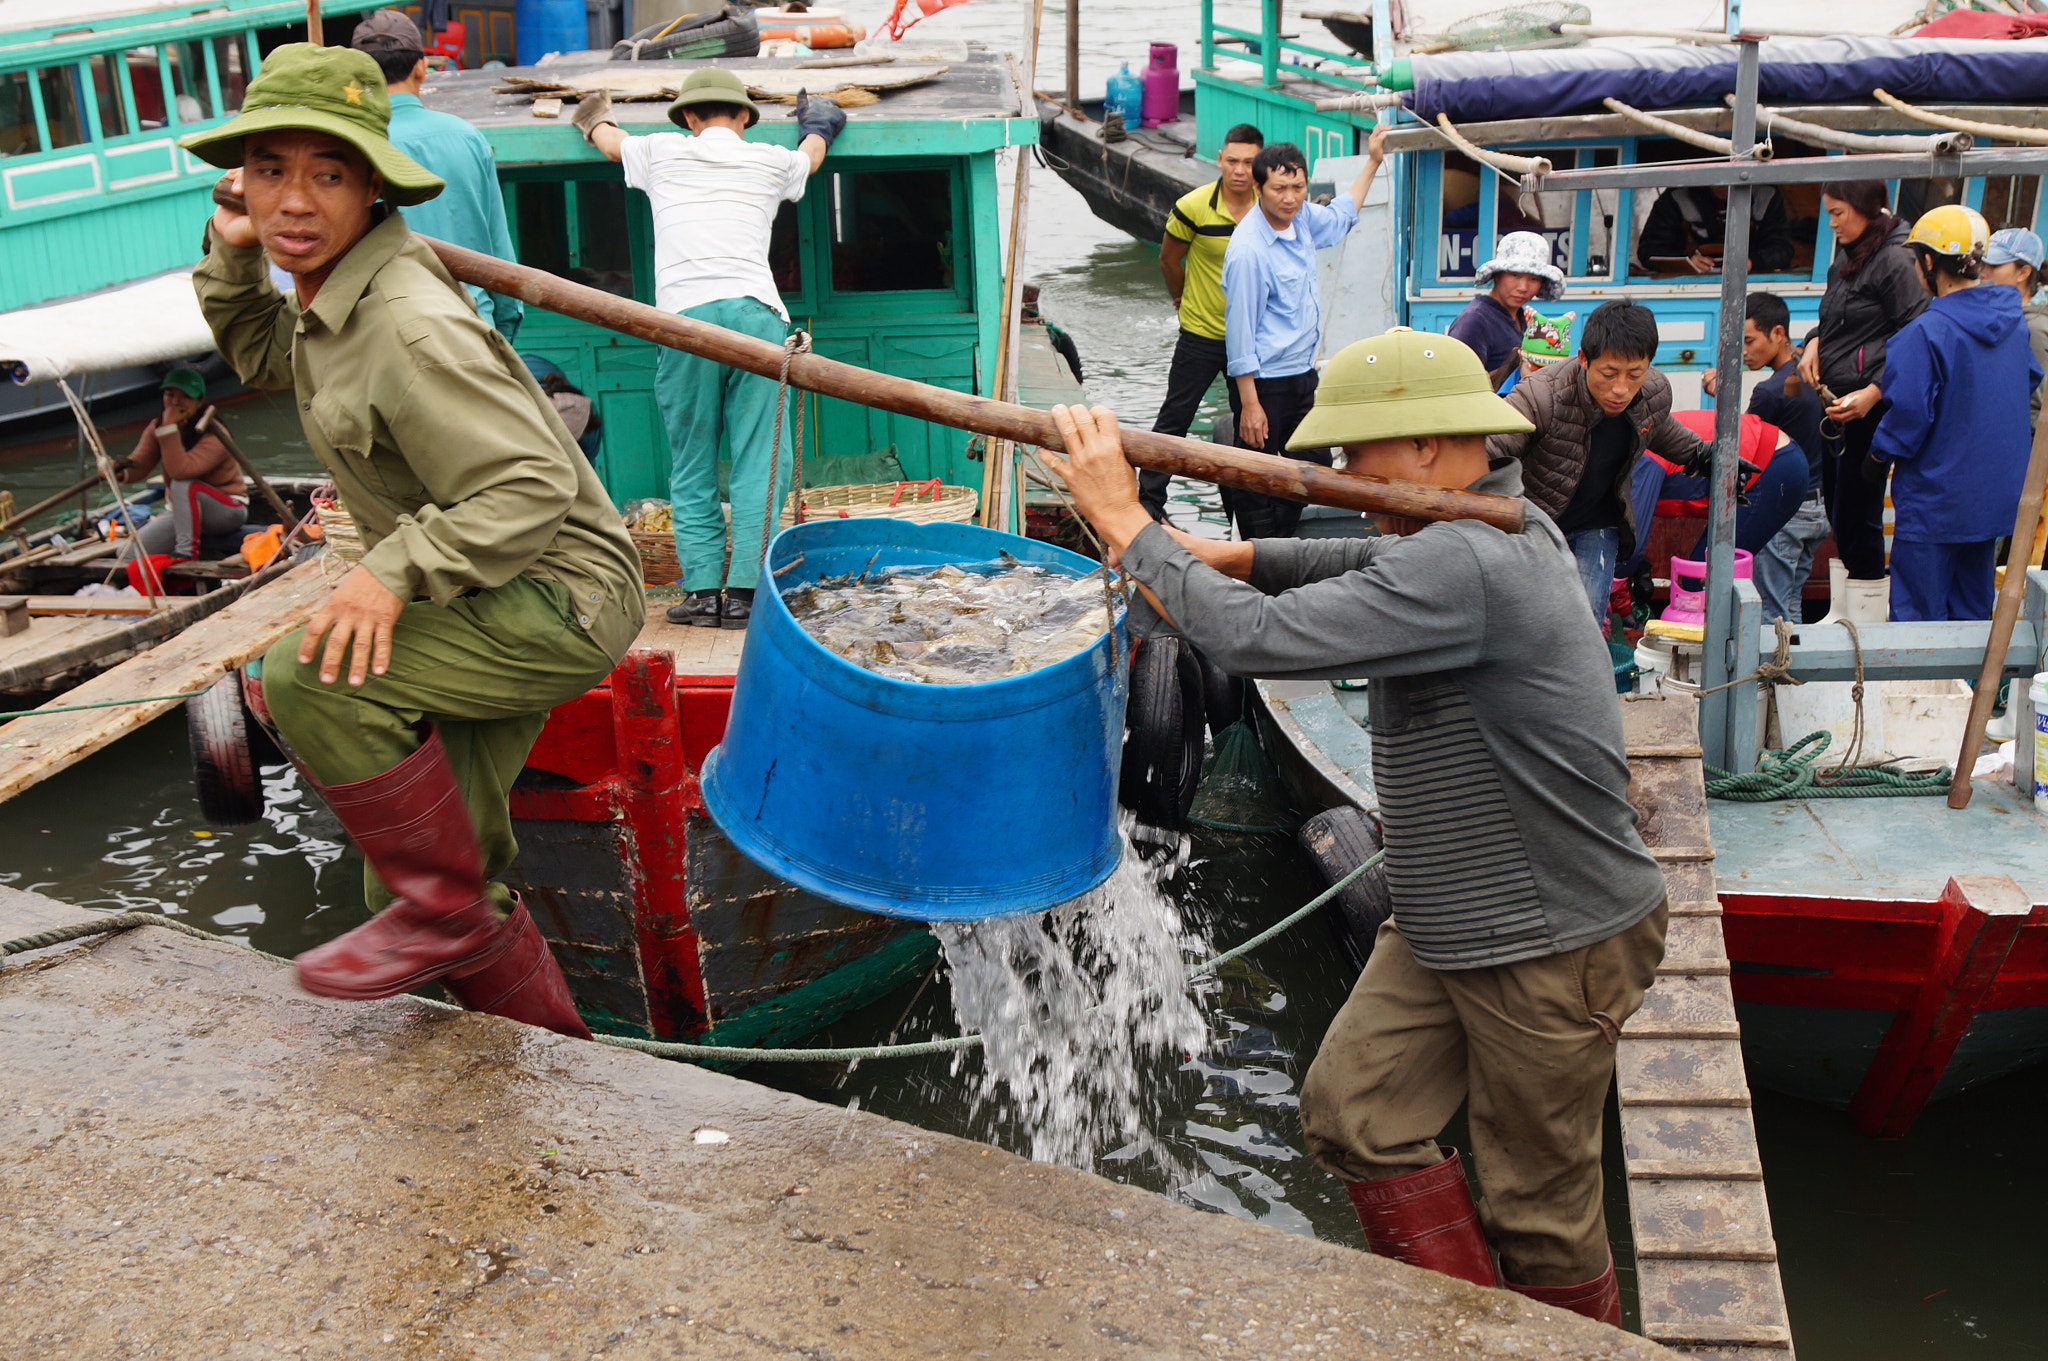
[0,854,1383,1064]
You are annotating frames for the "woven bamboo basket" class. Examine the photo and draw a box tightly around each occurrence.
[779,479,978,529]
[630,530,683,586]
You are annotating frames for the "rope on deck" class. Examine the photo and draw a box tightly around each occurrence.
[0,852,1382,1065]
[1705,730,1953,800]
[0,689,211,723]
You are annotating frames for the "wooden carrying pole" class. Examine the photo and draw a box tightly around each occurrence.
[440,239,1525,531]
[216,177,1522,530]
[306,0,322,44]
[1948,416,2048,807]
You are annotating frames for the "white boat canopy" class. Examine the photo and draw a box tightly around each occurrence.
[0,271,215,385]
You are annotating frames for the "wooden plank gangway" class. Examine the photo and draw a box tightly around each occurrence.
[1618,691,1794,1357]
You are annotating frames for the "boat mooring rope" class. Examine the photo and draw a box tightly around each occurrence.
[0,689,212,723]
[1705,730,1952,800]
[0,853,1382,1065]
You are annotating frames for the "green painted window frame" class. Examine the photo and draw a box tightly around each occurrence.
[812,154,972,316]
[500,165,656,310]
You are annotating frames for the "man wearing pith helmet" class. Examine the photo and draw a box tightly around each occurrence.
[1044,330,1667,1326]
[181,44,643,1038]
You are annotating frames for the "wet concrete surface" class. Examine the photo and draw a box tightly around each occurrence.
[2,887,1675,1361]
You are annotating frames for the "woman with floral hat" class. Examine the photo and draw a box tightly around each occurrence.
[1448,231,1564,388]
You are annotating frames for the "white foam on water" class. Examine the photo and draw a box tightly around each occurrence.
[932,818,1212,1168]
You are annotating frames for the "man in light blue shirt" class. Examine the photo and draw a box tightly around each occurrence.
[1220,132,1384,537]
[351,9,523,340]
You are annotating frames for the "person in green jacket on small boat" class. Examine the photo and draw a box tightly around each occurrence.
[181,44,643,1038]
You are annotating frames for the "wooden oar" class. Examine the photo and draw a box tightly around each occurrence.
[210,181,1526,533]
[0,474,102,537]
[1948,411,2048,807]
[194,407,297,528]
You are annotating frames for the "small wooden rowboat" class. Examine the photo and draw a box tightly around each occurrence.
[501,604,936,1054]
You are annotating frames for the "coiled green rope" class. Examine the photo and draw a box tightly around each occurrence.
[1704,730,1952,800]
[0,852,1382,1065]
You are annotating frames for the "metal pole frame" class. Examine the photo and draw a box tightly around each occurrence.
[1699,32,1759,771]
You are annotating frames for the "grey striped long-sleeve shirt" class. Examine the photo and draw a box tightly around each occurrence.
[1118,459,1664,970]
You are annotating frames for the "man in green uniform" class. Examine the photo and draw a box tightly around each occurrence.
[183,45,644,1037]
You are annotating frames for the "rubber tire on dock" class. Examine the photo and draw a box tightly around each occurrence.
[1298,805,1392,974]
[1194,647,1245,739]
[188,672,262,827]
[1119,634,1205,829]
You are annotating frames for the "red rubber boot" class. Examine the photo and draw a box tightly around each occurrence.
[1343,1149,1501,1287]
[294,731,513,1000]
[443,896,592,1039]
[1506,1253,1623,1327]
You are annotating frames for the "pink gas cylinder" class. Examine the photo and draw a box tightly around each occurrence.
[1141,42,1179,127]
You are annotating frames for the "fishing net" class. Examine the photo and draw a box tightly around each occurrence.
[1186,719,1299,835]
[1421,2,1590,52]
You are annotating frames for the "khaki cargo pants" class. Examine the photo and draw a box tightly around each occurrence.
[1300,902,1668,1286]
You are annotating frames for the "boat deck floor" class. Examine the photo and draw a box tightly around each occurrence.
[632,597,748,680]
[1709,780,2048,904]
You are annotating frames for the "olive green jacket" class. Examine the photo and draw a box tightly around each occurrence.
[193,211,644,661]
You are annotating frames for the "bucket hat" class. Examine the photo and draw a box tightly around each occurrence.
[1287,329,1534,450]
[667,66,760,129]
[1986,227,2045,270]
[1473,230,1565,302]
[178,44,444,206]
[160,366,206,400]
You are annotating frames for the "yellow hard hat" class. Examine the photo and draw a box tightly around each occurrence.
[1906,203,1990,259]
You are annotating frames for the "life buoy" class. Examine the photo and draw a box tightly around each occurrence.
[755,7,866,46]
[1119,633,1206,828]
[1297,805,1392,974]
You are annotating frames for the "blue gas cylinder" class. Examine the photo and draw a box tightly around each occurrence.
[701,518,1128,921]
[1104,63,1144,126]
[515,0,586,65]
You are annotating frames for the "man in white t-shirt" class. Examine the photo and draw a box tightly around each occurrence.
[576,69,844,627]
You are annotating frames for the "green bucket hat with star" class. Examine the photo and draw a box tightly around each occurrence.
[178,43,444,206]
[1287,329,1534,450]
[666,65,761,129]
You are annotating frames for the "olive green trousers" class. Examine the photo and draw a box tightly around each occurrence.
[1299,902,1668,1286]
[261,575,616,913]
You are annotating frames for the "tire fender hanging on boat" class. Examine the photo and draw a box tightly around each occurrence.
[1298,805,1392,973]
[187,671,265,827]
[1118,633,1206,828]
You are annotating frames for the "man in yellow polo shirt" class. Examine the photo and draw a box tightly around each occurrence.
[1139,122,1264,521]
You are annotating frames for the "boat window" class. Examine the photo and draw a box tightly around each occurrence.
[163,42,211,124]
[88,54,129,139]
[1438,149,1483,277]
[1896,175,1964,224]
[1441,146,1623,281]
[1628,136,1818,278]
[513,180,570,277]
[1979,174,2041,234]
[828,168,954,292]
[0,70,36,156]
[574,178,633,296]
[213,35,249,114]
[37,66,87,150]
[125,48,169,128]
[770,200,801,293]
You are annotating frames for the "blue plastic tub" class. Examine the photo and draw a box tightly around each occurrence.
[700,519,1128,921]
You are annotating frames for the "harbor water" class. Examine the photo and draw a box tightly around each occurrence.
[5,21,2048,1352]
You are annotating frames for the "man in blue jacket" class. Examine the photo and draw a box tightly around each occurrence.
[1871,206,2042,621]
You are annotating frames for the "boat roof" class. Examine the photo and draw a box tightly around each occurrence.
[423,47,1033,166]
[1394,0,1934,50]
[0,269,213,385]
[0,0,382,59]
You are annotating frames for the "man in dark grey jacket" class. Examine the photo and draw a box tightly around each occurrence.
[1489,300,1717,621]
[1043,330,1667,1327]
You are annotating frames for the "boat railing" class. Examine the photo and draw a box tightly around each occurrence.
[1199,0,1379,92]
[1713,570,2048,795]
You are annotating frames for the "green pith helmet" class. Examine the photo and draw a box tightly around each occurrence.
[178,43,444,206]
[1287,329,1534,450]
[160,367,206,400]
[667,65,761,129]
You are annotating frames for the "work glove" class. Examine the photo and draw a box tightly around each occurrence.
[794,89,847,146]
[571,89,617,144]
[1679,444,1762,502]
